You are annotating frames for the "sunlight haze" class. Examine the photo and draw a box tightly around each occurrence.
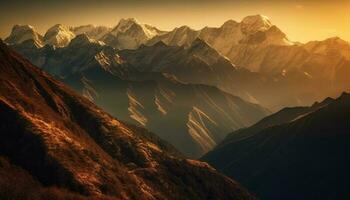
[1,0,350,43]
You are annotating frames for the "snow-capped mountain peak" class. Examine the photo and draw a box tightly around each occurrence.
[44,24,75,47]
[241,14,272,34]
[111,18,139,34]
[45,24,72,34]
[5,24,43,45]
[68,33,105,47]
[68,34,92,46]
[103,18,165,49]
[72,25,111,40]
[12,24,35,32]
[110,18,163,38]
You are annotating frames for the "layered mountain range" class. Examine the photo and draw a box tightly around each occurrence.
[5,15,350,112]
[202,93,350,200]
[4,18,161,49]
[5,15,350,158]
[10,34,269,157]
[0,40,256,199]
[2,13,350,200]
[146,15,350,110]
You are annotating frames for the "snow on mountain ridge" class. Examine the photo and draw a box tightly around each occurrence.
[68,33,105,47]
[44,24,75,47]
[103,18,166,49]
[72,25,111,40]
[109,18,164,38]
[241,14,272,33]
[5,24,44,46]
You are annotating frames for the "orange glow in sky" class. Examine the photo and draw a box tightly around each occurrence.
[1,0,350,43]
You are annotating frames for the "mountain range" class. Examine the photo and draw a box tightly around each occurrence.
[146,15,350,110]
[2,13,350,200]
[0,39,256,200]
[9,34,269,157]
[202,93,350,200]
[6,15,350,157]
[5,15,350,112]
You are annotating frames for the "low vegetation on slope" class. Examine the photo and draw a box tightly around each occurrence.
[0,40,255,200]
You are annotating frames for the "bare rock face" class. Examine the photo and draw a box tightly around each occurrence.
[0,40,256,199]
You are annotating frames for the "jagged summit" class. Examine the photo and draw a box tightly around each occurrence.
[119,17,138,24]
[241,14,273,33]
[175,25,196,32]
[5,24,43,45]
[12,24,35,31]
[103,18,165,49]
[45,24,72,35]
[111,18,163,38]
[112,18,139,33]
[72,25,111,40]
[44,24,75,47]
[221,19,239,28]
[68,33,93,47]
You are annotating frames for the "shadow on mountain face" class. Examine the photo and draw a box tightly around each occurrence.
[202,93,350,200]
[0,40,255,200]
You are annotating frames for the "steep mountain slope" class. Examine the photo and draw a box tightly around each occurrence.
[66,71,269,157]
[202,93,350,200]
[5,24,44,46]
[11,35,269,157]
[0,40,256,200]
[102,18,165,49]
[121,38,347,111]
[120,39,240,88]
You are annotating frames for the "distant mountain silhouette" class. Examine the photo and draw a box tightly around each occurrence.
[202,93,350,200]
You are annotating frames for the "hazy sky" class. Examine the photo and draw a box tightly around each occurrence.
[1,0,350,42]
